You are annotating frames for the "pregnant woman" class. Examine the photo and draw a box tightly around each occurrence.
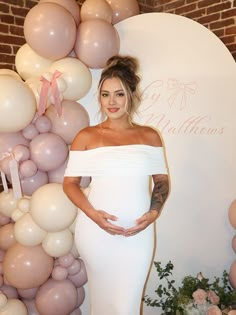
[63,55,170,315]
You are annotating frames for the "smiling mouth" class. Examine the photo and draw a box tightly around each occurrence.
[108,108,119,113]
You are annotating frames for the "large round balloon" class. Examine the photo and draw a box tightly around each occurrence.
[0,190,17,218]
[74,19,120,69]
[3,243,53,289]
[81,0,113,23]
[0,223,16,251]
[106,0,139,24]
[39,0,80,26]
[49,57,92,100]
[45,100,90,144]
[15,44,53,81]
[229,260,236,288]
[0,298,28,315]
[0,69,22,81]
[0,76,36,132]
[0,132,29,156]
[24,3,76,60]
[30,183,77,232]
[35,279,78,315]
[42,229,73,257]
[20,170,48,196]
[229,199,236,229]
[14,213,47,246]
[30,132,68,172]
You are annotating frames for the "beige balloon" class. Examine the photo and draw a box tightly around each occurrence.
[0,223,16,251]
[30,183,78,232]
[15,44,53,81]
[49,57,92,101]
[0,189,17,218]
[229,199,236,229]
[17,198,30,213]
[0,299,27,315]
[81,0,113,23]
[0,76,36,133]
[14,213,47,246]
[42,229,73,257]
[0,293,7,310]
[11,209,24,222]
[106,0,139,24]
[0,69,22,81]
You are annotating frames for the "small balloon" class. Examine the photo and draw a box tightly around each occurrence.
[0,223,16,251]
[229,260,236,288]
[106,0,140,24]
[42,229,73,257]
[34,116,52,133]
[20,170,48,196]
[19,160,38,178]
[51,266,68,281]
[81,0,113,23]
[229,200,236,229]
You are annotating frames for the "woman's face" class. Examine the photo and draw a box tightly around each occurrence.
[100,77,128,120]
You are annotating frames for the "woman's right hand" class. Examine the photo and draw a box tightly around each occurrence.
[91,210,125,235]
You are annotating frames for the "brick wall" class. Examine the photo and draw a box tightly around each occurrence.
[0,0,235,71]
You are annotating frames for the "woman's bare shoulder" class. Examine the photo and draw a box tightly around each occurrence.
[135,124,163,147]
[71,126,99,150]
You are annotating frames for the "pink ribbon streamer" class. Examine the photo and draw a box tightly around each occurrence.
[38,70,63,116]
[0,152,22,199]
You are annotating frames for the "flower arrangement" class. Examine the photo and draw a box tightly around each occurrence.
[144,261,236,314]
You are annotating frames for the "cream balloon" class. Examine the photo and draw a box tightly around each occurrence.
[0,293,7,309]
[0,190,17,218]
[49,57,92,100]
[0,298,27,315]
[17,198,30,213]
[0,76,36,132]
[81,0,113,23]
[0,69,22,81]
[42,229,73,257]
[30,183,77,232]
[11,209,25,222]
[14,213,47,246]
[15,44,53,81]
[25,76,41,110]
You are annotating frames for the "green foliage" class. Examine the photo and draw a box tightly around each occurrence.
[143,261,236,315]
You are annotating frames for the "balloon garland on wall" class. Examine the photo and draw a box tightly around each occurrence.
[0,0,140,314]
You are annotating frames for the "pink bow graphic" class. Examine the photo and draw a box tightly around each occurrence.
[38,70,63,116]
[167,78,197,110]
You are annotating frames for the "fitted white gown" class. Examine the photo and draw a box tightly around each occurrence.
[64,145,168,315]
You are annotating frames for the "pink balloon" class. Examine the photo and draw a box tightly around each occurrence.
[106,0,140,24]
[39,0,80,26]
[229,260,236,288]
[45,101,90,144]
[19,159,38,178]
[0,223,16,251]
[52,265,68,281]
[18,287,38,300]
[81,0,113,23]
[0,249,5,262]
[3,243,54,289]
[20,170,48,196]
[12,144,30,162]
[22,123,39,140]
[74,19,120,69]
[0,214,11,226]
[24,3,76,60]
[47,158,68,184]
[0,132,29,155]
[0,284,19,299]
[23,299,40,315]
[229,200,236,229]
[35,279,78,315]
[76,286,85,307]
[232,235,236,253]
[30,133,68,172]
[34,116,52,133]
[58,253,75,268]
[67,259,81,276]
[68,260,87,287]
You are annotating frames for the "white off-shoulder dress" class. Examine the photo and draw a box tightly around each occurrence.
[64,145,168,315]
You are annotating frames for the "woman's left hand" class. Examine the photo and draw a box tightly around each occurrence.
[124,210,160,237]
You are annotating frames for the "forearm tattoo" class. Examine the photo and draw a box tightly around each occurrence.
[149,175,169,214]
